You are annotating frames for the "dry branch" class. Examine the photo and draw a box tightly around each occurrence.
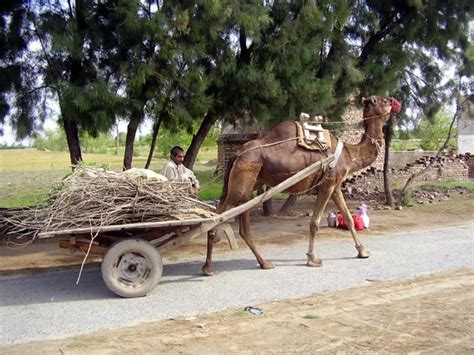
[0,168,216,245]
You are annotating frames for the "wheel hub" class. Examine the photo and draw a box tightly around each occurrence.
[115,252,151,287]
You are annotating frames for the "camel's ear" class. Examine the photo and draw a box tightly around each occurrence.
[362,96,375,105]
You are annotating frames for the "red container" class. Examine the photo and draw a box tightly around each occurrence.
[337,214,365,231]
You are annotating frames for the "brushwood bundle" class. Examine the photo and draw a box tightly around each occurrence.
[0,168,217,245]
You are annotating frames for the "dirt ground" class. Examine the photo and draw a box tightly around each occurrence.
[1,194,473,353]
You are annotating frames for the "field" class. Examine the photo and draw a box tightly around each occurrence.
[0,148,220,207]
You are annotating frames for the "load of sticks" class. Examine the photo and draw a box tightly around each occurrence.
[0,168,217,245]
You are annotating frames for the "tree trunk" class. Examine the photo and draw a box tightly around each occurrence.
[259,186,274,216]
[144,116,163,169]
[115,124,120,156]
[383,118,395,207]
[62,115,82,169]
[123,108,143,170]
[183,112,217,170]
[278,194,298,215]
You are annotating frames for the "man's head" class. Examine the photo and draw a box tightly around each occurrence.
[170,146,185,165]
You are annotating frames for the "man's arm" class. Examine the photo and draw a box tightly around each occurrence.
[184,166,200,190]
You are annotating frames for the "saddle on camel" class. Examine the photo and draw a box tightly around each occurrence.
[202,95,401,276]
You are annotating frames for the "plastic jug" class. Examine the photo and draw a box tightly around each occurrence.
[358,204,370,229]
[327,212,337,228]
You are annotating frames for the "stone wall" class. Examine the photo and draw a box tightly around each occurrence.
[342,152,470,191]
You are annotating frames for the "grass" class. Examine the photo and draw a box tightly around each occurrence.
[391,179,474,192]
[391,139,421,151]
[0,147,216,172]
[418,180,474,191]
[195,168,223,201]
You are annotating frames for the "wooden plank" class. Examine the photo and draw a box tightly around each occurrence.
[159,223,211,253]
[212,155,334,224]
[220,223,238,250]
[59,240,108,256]
[37,217,213,238]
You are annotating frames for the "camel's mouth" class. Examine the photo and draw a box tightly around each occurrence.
[391,98,402,114]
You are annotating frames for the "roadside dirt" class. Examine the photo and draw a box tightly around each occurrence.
[1,194,473,353]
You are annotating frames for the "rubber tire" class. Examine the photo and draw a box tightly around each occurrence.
[101,238,163,298]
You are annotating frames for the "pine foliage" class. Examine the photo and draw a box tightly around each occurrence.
[0,0,472,162]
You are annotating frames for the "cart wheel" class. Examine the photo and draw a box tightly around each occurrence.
[101,238,163,298]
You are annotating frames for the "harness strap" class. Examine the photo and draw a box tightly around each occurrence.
[329,139,344,169]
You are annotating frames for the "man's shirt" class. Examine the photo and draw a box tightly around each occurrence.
[160,160,200,190]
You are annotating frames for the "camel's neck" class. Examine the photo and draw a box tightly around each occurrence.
[345,120,384,174]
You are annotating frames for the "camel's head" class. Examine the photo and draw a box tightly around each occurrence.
[362,96,402,122]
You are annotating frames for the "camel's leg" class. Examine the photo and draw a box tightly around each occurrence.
[202,162,261,275]
[239,211,274,269]
[306,184,335,267]
[202,230,218,276]
[331,187,371,258]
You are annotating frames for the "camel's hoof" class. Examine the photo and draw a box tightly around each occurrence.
[306,258,323,267]
[260,262,275,270]
[202,265,214,277]
[357,248,371,258]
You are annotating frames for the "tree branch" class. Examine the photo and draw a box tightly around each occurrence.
[397,92,467,205]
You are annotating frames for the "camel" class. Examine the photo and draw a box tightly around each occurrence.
[202,95,401,276]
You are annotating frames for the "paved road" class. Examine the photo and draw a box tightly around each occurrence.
[1,224,473,346]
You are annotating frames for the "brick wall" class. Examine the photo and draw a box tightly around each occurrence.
[343,152,470,190]
[217,133,259,175]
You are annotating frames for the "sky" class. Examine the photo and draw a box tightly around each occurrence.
[0,117,151,146]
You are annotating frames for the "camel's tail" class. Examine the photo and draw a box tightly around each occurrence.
[218,155,236,212]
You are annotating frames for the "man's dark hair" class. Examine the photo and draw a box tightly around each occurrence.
[170,146,184,157]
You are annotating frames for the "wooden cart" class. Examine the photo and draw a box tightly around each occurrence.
[37,156,334,298]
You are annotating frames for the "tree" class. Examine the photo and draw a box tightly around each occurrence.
[184,0,281,169]
[93,1,216,170]
[36,1,126,166]
[1,1,124,167]
[3,1,472,179]
[383,117,395,206]
[418,111,458,151]
[0,1,38,140]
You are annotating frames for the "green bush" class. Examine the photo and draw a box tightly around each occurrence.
[418,111,457,151]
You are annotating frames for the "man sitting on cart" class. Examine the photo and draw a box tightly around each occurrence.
[160,146,200,196]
